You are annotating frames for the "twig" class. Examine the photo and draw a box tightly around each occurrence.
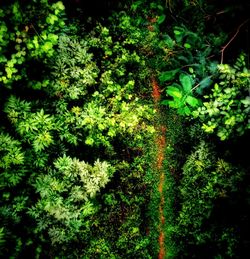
[191,76,212,92]
[30,23,44,42]
[18,1,44,42]
[216,10,228,15]
[166,0,173,13]
[220,19,250,64]
[180,64,198,70]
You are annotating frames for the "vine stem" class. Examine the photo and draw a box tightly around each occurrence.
[220,19,249,64]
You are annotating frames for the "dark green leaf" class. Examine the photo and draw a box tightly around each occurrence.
[161,100,169,106]
[163,35,175,48]
[179,73,192,93]
[179,106,191,115]
[157,15,166,25]
[159,69,179,82]
[199,77,212,89]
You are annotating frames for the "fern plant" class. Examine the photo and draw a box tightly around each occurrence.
[4,96,56,152]
[45,35,99,98]
[0,132,26,187]
[29,155,114,245]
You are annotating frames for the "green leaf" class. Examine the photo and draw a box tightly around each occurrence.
[54,1,65,11]
[163,35,175,48]
[196,77,213,94]
[42,41,53,52]
[161,100,169,106]
[217,130,227,140]
[46,14,58,25]
[183,106,191,115]
[179,73,192,93]
[131,1,143,11]
[188,67,194,74]
[157,15,166,24]
[174,30,181,35]
[184,43,191,49]
[47,33,58,43]
[178,106,191,115]
[173,28,184,43]
[224,116,236,126]
[157,4,164,11]
[201,77,212,88]
[186,96,199,107]
[85,137,94,146]
[202,123,216,133]
[159,69,179,82]
[241,97,250,106]
[166,86,182,99]
[168,100,180,108]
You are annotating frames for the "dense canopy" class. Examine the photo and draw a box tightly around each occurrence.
[0,1,249,258]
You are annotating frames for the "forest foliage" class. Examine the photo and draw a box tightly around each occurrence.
[0,0,250,258]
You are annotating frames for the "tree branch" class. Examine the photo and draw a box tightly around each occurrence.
[220,19,249,64]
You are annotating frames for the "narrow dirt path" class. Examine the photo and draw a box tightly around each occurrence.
[152,77,166,259]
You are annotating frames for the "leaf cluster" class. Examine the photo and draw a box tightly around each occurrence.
[176,141,245,257]
[193,54,250,140]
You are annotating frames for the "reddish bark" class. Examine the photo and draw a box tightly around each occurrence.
[152,77,161,103]
[158,232,165,259]
[152,77,166,259]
